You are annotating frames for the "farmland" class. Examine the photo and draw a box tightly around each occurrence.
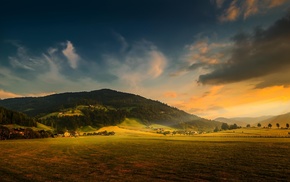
[1,130,290,181]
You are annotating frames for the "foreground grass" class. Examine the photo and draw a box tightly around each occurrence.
[0,136,289,181]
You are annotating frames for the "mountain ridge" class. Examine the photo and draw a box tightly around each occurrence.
[215,113,289,127]
[258,112,290,128]
[0,89,221,132]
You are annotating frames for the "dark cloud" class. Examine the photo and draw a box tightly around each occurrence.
[187,62,207,71]
[198,13,290,88]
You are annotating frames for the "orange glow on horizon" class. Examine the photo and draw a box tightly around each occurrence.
[167,83,290,119]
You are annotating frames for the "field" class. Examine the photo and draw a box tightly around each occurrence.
[201,127,290,137]
[1,128,290,182]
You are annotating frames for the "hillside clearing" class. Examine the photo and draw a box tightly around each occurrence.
[97,126,160,137]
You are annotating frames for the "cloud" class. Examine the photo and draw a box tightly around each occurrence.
[8,43,45,71]
[268,0,287,8]
[198,14,290,88]
[218,0,240,22]
[42,53,63,81]
[0,67,26,86]
[215,0,225,9]
[8,45,34,70]
[217,0,288,22]
[9,57,34,70]
[255,71,290,89]
[62,41,80,69]
[113,32,129,53]
[163,91,177,98]
[0,90,22,99]
[243,0,259,19]
[0,40,106,95]
[105,40,167,90]
[148,51,166,78]
[188,105,227,116]
[171,38,230,77]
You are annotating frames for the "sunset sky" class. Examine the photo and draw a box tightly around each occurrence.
[1,0,290,119]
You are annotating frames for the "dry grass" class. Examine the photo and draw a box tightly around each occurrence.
[202,127,290,137]
[0,134,290,181]
[97,126,160,137]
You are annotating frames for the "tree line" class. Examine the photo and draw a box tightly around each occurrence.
[0,107,37,127]
[214,123,240,132]
[40,108,127,132]
[0,126,53,140]
[257,123,289,128]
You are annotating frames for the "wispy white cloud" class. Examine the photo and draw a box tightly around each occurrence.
[0,67,26,86]
[42,53,63,81]
[8,43,45,71]
[0,40,102,95]
[113,32,129,53]
[62,41,80,69]
[148,51,166,78]
[105,40,167,91]
[9,57,35,70]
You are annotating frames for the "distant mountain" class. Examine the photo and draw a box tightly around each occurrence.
[0,89,221,131]
[215,115,273,127]
[231,116,273,125]
[214,117,248,127]
[258,112,290,128]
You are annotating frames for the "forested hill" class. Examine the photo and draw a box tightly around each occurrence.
[0,106,37,127]
[0,89,221,131]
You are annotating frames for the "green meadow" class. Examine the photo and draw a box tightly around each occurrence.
[1,130,290,181]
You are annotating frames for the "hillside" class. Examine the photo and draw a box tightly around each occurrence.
[231,116,273,125]
[214,117,248,127]
[258,112,290,128]
[0,89,221,132]
[0,106,37,127]
[215,115,273,127]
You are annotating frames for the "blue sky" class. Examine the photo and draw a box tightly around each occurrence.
[1,0,290,119]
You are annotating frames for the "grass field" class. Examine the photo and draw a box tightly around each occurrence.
[117,118,176,134]
[202,127,290,137]
[1,131,290,181]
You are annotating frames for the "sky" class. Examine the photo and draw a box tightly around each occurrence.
[1,0,290,119]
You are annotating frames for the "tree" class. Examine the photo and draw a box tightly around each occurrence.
[229,124,238,130]
[268,123,272,128]
[214,126,219,132]
[221,123,229,130]
[276,123,280,128]
[246,124,251,128]
[257,123,261,127]
[286,123,289,129]
[0,126,10,140]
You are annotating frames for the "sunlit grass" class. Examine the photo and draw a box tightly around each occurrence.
[77,125,98,132]
[118,118,146,129]
[0,135,289,181]
[202,127,290,137]
[118,118,176,134]
[35,122,53,131]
